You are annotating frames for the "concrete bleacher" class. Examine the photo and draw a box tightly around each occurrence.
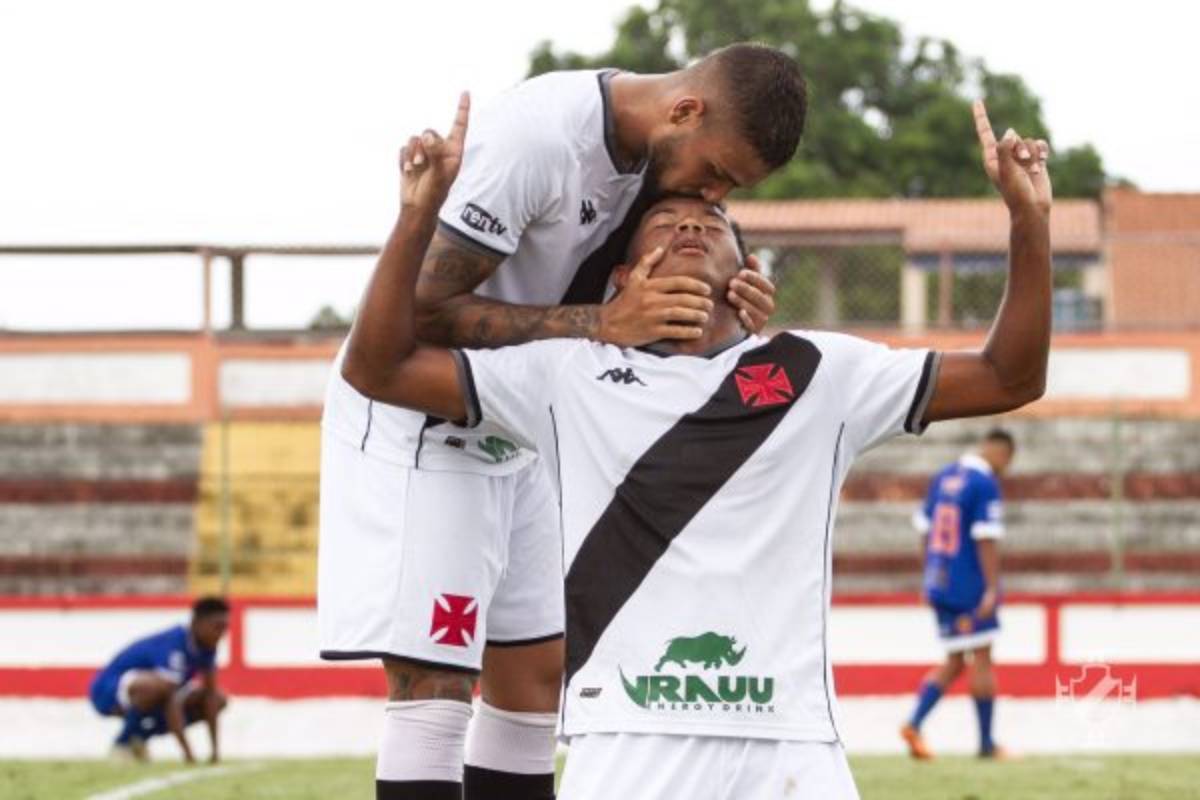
[1,411,1197,597]
[836,416,1200,593]
[0,423,199,595]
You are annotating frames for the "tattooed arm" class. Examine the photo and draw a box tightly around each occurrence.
[414,231,711,349]
[341,98,680,418]
[413,233,604,347]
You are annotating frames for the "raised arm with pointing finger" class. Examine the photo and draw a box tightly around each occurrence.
[923,100,1053,421]
[342,96,708,419]
[345,97,1053,430]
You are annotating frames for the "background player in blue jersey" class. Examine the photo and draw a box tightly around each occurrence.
[88,596,230,762]
[901,429,1015,759]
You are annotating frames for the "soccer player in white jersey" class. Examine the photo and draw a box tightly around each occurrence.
[339,94,1053,798]
[321,44,806,799]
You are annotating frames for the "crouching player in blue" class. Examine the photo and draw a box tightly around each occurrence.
[89,596,230,762]
[901,429,1014,760]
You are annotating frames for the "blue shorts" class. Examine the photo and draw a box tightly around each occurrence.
[88,668,123,716]
[933,602,1000,653]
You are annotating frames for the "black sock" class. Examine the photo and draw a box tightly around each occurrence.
[463,765,554,800]
[376,779,463,800]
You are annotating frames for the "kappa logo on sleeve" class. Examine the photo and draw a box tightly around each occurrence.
[430,594,478,647]
[579,199,598,225]
[460,203,508,237]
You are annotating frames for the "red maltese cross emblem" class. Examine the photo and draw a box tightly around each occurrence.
[430,594,478,647]
[734,363,794,408]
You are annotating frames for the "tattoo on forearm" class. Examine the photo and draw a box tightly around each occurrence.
[462,301,599,348]
[422,287,601,348]
[416,236,601,347]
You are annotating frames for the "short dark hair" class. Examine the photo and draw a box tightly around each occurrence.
[699,43,807,170]
[984,428,1016,451]
[192,596,230,620]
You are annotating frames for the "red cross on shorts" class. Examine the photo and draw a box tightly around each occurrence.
[734,363,794,408]
[430,594,478,647]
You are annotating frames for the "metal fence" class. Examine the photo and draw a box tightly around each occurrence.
[757,243,1106,331]
[0,238,1189,334]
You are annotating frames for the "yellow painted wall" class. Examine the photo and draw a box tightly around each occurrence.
[190,421,321,596]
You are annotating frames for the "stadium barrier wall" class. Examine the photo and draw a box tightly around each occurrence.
[1,330,1199,421]
[1,594,1196,701]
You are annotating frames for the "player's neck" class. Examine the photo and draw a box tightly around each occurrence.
[608,73,676,168]
[655,305,743,357]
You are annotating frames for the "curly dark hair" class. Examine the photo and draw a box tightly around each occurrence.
[698,43,807,170]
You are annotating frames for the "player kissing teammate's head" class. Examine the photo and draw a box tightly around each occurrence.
[647,42,807,202]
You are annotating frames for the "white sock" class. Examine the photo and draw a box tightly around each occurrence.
[464,701,558,775]
[376,699,473,783]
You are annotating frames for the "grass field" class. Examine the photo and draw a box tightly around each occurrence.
[2,755,1197,800]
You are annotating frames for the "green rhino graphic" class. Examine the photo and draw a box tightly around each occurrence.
[656,631,747,671]
[618,632,771,709]
[477,435,518,463]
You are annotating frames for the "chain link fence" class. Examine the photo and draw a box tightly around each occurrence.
[757,243,1106,331]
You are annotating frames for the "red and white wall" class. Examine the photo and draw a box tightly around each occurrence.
[2,594,1197,758]
[3,594,1197,700]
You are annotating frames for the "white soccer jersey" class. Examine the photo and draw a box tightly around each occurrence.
[324,70,647,474]
[456,331,939,742]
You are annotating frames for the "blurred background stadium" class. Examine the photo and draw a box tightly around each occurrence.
[1,0,1198,797]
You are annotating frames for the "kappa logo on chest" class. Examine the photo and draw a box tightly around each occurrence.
[596,366,646,386]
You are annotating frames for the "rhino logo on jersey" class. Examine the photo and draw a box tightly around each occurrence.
[477,436,519,464]
[656,632,746,671]
[618,631,774,713]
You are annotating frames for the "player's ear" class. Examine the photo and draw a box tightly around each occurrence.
[668,96,705,127]
[611,263,633,293]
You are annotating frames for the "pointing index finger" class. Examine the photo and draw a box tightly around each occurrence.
[448,91,470,146]
[973,99,996,152]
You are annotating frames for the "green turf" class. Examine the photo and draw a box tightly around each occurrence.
[849,755,1200,800]
[2,754,1197,799]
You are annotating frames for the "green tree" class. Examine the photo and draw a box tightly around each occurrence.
[528,0,1110,199]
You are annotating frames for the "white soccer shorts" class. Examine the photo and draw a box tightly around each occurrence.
[558,733,860,800]
[317,431,564,672]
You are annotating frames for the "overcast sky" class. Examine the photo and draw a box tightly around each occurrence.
[1,0,1196,329]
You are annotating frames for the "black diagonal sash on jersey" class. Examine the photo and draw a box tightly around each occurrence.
[563,334,823,685]
[559,181,656,305]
